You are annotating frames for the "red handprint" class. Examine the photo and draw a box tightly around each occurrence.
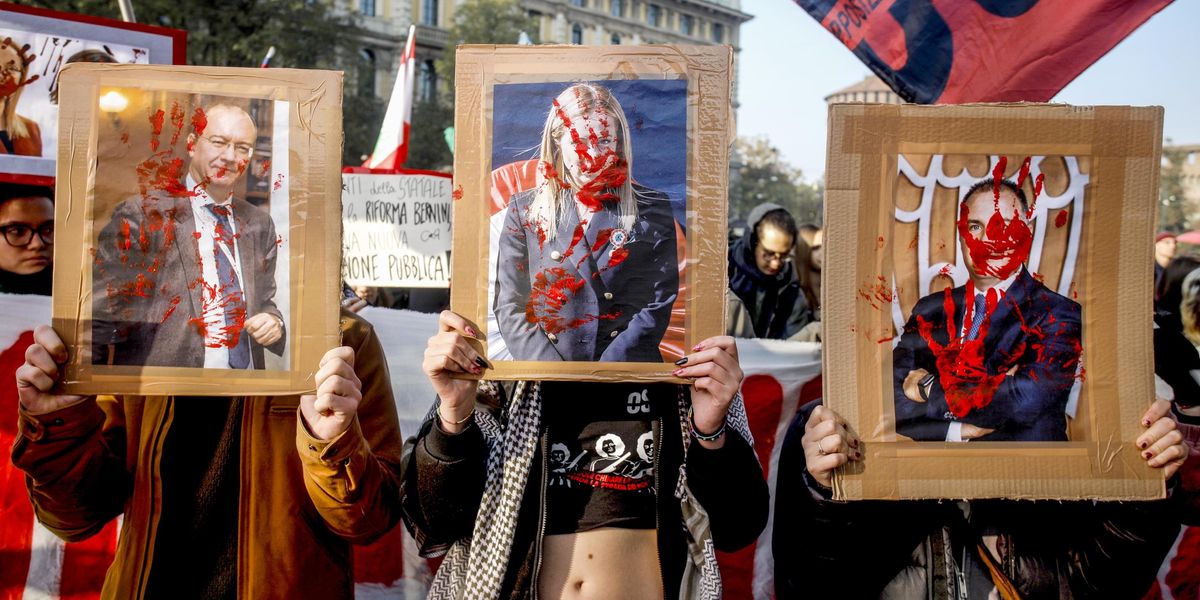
[0,37,40,99]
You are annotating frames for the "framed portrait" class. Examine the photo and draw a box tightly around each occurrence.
[0,2,185,184]
[824,103,1166,500]
[451,45,732,382]
[54,64,343,396]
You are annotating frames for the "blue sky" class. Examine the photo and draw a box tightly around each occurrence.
[736,0,1198,180]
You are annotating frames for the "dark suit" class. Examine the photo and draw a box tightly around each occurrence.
[91,189,285,368]
[893,269,1082,441]
[495,184,677,362]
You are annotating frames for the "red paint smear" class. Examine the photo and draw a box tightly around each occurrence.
[168,101,186,146]
[958,199,1032,281]
[148,109,165,151]
[908,235,918,250]
[876,235,885,249]
[525,267,587,334]
[591,228,614,253]
[1055,209,1069,228]
[120,131,130,145]
[856,275,895,310]
[273,173,284,191]
[877,335,895,344]
[561,220,588,262]
[136,156,189,198]
[189,107,208,151]
[161,295,182,323]
[604,247,629,270]
[452,185,464,200]
[258,159,271,178]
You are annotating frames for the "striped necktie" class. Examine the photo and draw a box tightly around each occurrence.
[207,204,250,369]
[966,294,987,341]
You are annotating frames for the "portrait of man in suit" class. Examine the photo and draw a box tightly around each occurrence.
[91,102,286,370]
[892,176,1082,442]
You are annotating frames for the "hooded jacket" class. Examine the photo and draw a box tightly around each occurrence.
[728,203,811,340]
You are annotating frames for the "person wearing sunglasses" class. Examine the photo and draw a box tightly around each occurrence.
[0,183,53,295]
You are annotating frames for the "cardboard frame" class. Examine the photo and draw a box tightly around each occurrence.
[451,45,731,382]
[0,2,185,185]
[54,64,342,396]
[824,103,1165,500]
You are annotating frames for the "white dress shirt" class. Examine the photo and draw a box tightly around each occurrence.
[187,175,250,369]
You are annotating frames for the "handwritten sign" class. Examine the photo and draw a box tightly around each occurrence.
[342,172,453,288]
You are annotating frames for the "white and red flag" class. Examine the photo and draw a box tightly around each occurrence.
[363,25,417,171]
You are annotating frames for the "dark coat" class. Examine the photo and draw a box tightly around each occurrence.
[91,189,285,369]
[774,401,1184,600]
[495,185,677,362]
[893,269,1081,441]
[727,229,811,340]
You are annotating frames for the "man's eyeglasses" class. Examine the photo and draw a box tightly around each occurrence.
[200,135,254,158]
[0,222,53,247]
[757,248,793,263]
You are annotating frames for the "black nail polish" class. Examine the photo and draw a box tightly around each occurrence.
[474,356,489,369]
[674,357,689,366]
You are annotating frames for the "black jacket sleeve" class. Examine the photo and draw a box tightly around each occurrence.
[772,400,941,599]
[686,428,769,552]
[402,405,489,553]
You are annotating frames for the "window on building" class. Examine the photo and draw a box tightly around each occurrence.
[421,0,438,26]
[571,24,583,44]
[611,33,621,44]
[418,60,436,103]
[358,49,376,97]
[360,0,375,16]
[647,3,660,26]
[680,14,693,35]
[571,0,585,7]
[711,22,723,43]
[611,0,623,17]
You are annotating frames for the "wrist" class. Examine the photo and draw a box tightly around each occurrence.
[437,401,475,433]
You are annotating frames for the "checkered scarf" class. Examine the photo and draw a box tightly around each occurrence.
[422,381,754,600]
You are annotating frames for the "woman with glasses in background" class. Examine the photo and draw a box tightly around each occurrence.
[0,183,53,295]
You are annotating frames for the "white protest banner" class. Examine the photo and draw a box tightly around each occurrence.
[342,171,453,288]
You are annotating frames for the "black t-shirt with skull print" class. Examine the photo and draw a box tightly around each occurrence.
[542,382,674,535]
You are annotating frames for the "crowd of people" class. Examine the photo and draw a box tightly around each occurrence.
[4,171,1200,600]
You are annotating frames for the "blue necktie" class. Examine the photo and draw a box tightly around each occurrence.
[966,294,986,341]
[207,205,250,369]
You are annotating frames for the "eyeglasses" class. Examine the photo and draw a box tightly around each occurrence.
[200,135,254,158]
[0,222,53,246]
[757,248,793,263]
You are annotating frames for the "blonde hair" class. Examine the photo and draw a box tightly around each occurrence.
[1,41,30,140]
[528,83,637,242]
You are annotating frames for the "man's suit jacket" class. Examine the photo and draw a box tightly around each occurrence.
[91,189,285,369]
[892,269,1082,441]
[495,184,678,362]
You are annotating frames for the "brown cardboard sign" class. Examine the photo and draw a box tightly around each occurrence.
[824,103,1165,500]
[54,64,342,396]
[452,45,731,382]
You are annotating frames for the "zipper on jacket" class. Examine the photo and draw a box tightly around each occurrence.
[956,545,969,600]
[652,414,663,594]
[531,430,550,599]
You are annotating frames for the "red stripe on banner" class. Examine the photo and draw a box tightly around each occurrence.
[1165,526,1200,599]
[717,375,787,600]
[353,521,406,584]
[0,331,36,600]
[59,520,118,600]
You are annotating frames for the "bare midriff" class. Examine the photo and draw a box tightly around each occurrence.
[537,528,663,600]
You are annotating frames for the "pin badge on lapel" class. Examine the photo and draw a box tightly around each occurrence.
[610,229,629,248]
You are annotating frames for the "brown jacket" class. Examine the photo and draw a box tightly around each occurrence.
[11,312,405,599]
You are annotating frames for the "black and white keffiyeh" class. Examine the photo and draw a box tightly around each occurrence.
[423,381,754,600]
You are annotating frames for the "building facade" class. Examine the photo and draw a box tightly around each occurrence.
[349,0,751,106]
[824,74,902,105]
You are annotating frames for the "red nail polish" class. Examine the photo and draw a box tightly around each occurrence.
[1143,451,1152,459]
[1143,419,1151,427]
[1139,441,1147,449]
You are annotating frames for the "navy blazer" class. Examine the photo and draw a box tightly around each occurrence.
[892,269,1082,441]
[91,189,285,369]
[495,184,678,362]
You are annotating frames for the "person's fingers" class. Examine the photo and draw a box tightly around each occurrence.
[25,343,60,380]
[15,362,54,392]
[315,355,361,392]
[425,334,481,373]
[807,452,850,479]
[1144,429,1183,464]
[33,325,67,363]
[318,346,355,370]
[1147,439,1187,469]
[1141,399,1172,428]
[691,335,736,358]
[312,392,357,418]
[806,405,838,432]
[438,310,477,337]
[1137,417,1176,451]
[675,359,726,382]
[317,374,362,404]
[423,345,474,375]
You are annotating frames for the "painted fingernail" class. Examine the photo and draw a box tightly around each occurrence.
[673,369,684,376]
[692,343,703,352]
[474,356,489,369]
[1139,441,1147,449]
[849,439,859,448]
[1143,419,1151,427]
[675,357,689,366]
[466,326,478,337]
[1143,451,1153,460]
